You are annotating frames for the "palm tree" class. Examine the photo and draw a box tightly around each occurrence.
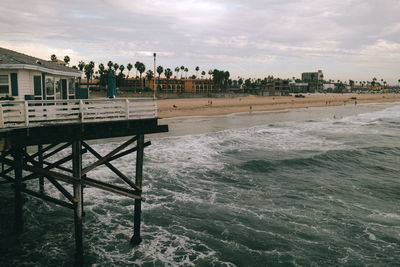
[78,61,85,71]
[119,65,125,75]
[146,70,154,88]
[208,69,213,79]
[77,61,85,87]
[224,71,230,89]
[157,66,164,78]
[113,63,119,73]
[64,55,70,65]
[50,54,57,62]
[174,67,180,78]
[107,61,113,70]
[195,66,200,78]
[98,63,106,86]
[84,61,95,89]
[134,61,140,78]
[127,63,133,78]
[184,67,188,78]
[180,66,185,78]
[137,62,146,89]
[164,68,173,92]
[201,71,206,78]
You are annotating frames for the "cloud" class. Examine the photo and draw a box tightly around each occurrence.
[360,39,400,60]
[1,0,400,83]
[110,0,227,25]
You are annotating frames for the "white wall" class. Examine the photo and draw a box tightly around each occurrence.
[0,69,76,100]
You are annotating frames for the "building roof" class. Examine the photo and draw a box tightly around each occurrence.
[0,47,81,77]
[54,59,67,66]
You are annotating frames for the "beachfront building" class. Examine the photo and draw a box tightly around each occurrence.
[290,82,309,93]
[272,79,290,95]
[0,47,81,100]
[184,79,215,93]
[301,70,323,92]
[123,77,215,94]
[323,83,335,93]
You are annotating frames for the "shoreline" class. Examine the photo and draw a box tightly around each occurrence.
[155,93,400,119]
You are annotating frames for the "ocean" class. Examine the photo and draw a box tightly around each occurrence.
[1,102,399,266]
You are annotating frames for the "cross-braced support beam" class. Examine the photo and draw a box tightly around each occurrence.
[0,133,154,261]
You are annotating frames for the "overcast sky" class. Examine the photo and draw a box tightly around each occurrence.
[1,0,399,83]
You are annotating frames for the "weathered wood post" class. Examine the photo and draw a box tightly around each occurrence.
[131,134,144,246]
[12,147,24,233]
[38,144,44,194]
[72,140,83,264]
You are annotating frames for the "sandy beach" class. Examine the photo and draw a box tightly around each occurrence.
[155,93,400,118]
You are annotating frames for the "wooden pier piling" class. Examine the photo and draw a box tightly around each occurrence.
[0,98,168,262]
[131,134,144,246]
[12,147,24,233]
[72,140,83,264]
[38,145,44,194]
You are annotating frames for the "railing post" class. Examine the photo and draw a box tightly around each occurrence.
[79,100,84,122]
[125,99,130,120]
[24,101,29,126]
[0,104,4,128]
[153,99,158,118]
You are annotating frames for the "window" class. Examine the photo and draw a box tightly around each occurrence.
[0,75,9,94]
[56,79,61,93]
[69,78,75,95]
[46,76,54,95]
[55,79,61,99]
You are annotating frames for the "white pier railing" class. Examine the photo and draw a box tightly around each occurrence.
[0,98,157,128]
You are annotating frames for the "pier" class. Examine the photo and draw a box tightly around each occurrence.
[0,98,168,264]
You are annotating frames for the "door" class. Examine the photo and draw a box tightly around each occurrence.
[61,79,68,99]
[11,73,18,96]
[34,75,42,100]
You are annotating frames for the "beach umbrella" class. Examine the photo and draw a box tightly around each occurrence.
[107,71,116,98]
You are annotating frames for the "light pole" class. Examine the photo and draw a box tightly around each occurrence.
[153,53,156,99]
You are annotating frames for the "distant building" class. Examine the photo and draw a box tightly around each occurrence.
[272,79,290,95]
[54,59,67,66]
[323,83,335,92]
[301,70,323,92]
[124,77,215,93]
[290,82,309,93]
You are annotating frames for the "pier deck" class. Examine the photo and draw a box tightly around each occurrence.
[0,98,168,264]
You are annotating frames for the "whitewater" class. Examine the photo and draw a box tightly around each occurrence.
[1,102,399,266]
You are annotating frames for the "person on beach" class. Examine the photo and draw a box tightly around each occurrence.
[250,105,252,113]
